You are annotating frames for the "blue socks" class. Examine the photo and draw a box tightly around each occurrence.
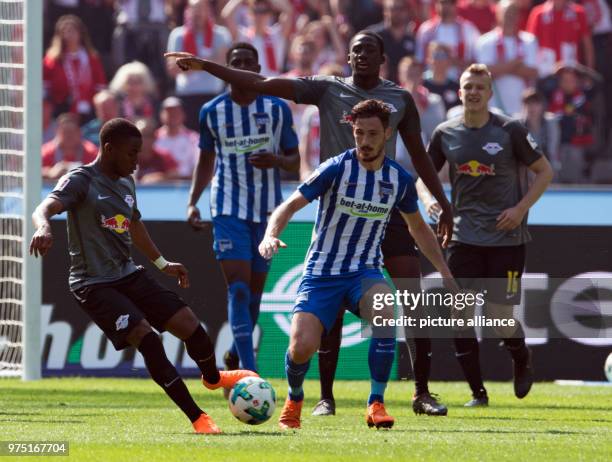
[285,350,310,402]
[227,281,256,371]
[228,291,262,360]
[367,338,396,404]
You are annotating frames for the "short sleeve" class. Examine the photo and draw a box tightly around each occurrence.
[397,91,421,135]
[48,169,91,210]
[279,101,299,152]
[508,120,544,166]
[198,104,215,151]
[297,157,340,202]
[427,127,447,169]
[293,76,332,105]
[396,170,418,214]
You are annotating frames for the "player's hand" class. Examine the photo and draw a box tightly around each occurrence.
[162,262,190,289]
[425,201,442,223]
[29,224,53,258]
[164,52,206,71]
[249,152,280,169]
[496,206,526,231]
[437,204,453,248]
[187,205,209,231]
[259,235,287,259]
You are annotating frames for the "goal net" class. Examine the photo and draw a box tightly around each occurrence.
[0,0,41,379]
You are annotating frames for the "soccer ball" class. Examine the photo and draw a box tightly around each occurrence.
[605,353,612,382]
[228,377,276,425]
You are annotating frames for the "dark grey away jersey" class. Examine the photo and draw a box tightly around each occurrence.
[49,164,141,289]
[428,113,543,246]
[293,76,421,161]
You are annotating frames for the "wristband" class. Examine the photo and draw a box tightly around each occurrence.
[153,255,169,270]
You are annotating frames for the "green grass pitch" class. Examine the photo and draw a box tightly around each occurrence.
[1,378,611,461]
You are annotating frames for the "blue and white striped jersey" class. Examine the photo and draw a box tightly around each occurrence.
[199,93,299,223]
[298,149,418,277]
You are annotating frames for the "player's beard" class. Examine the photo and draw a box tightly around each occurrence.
[358,146,384,163]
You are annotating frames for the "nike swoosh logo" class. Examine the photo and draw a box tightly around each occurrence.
[449,145,461,151]
[455,351,471,357]
[98,195,111,200]
[340,92,353,98]
[506,293,516,299]
[163,377,179,388]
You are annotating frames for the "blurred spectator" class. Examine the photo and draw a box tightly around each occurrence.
[295,0,330,28]
[222,0,295,76]
[168,0,190,28]
[79,0,116,77]
[298,63,344,181]
[284,36,317,78]
[540,62,599,182]
[112,0,170,94]
[167,0,232,130]
[422,42,461,111]
[109,61,158,121]
[368,0,417,83]
[43,15,107,122]
[476,0,538,116]
[82,90,120,146]
[42,113,98,180]
[134,118,179,183]
[515,0,532,31]
[416,0,480,78]
[302,16,347,72]
[44,0,80,49]
[519,88,561,174]
[526,0,595,75]
[43,98,58,144]
[457,0,497,34]
[398,57,446,145]
[334,0,383,34]
[154,97,199,179]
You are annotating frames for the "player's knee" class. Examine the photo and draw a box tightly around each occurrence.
[289,335,317,364]
[126,319,154,347]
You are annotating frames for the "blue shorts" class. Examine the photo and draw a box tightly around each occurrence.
[293,269,386,332]
[212,215,271,273]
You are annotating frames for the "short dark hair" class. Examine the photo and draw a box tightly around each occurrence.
[226,42,259,64]
[350,30,385,55]
[350,99,391,128]
[99,118,141,147]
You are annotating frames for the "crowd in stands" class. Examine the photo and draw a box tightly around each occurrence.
[42,0,612,184]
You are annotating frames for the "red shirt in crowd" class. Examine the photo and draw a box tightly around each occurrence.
[457,1,497,34]
[43,48,107,115]
[526,1,590,64]
[135,148,178,181]
[41,139,98,167]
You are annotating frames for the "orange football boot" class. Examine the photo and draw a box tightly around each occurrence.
[278,398,303,430]
[192,413,222,434]
[366,401,395,429]
[202,370,259,390]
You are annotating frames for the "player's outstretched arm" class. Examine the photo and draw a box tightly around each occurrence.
[29,198,64,257]
[496,156,553,231]
[401,210,458,292]
[259,190,309,259]
[164,52,297,101]
[129,219,189,288]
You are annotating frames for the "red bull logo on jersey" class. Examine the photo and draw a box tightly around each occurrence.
[455,161,496,177]
[337,195,391,219]
[100,214,131,234]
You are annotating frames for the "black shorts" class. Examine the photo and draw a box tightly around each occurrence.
[71,269,187,351]
[447,242,526,305]
[381,208,418,258]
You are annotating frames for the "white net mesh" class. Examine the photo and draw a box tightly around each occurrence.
[0,0,24,377]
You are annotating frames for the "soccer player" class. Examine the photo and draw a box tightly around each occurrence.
[186,42,299,375]
[29,118,257,434]
[167,30,452,417]
[258,100,457,429]
[421,64,553,406]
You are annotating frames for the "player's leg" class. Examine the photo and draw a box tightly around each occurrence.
[353,271,397,429]
[447,243,489,406]
[279,276,345,429]
[212,215,258,372]
[72,278,216,433]
[485,244,533,399]
[312,310,342,416]
[385,250,448,416]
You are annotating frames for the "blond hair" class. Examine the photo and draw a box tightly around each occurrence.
[45,15,98,61]
[109,61,157,96]
[461,63,493,87]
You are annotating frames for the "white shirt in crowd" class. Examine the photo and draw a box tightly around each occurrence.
[154,126,199,178]
[476,30,538,116]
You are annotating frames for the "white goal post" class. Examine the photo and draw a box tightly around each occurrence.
[0,0,42,380]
